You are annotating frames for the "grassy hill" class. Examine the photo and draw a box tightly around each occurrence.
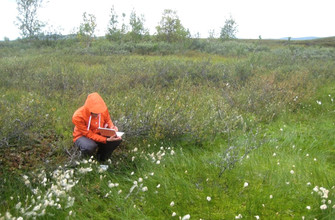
[0,37,334,219]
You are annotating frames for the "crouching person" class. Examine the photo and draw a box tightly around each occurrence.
[72,92,122,161]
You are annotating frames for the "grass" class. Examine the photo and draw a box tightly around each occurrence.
[0,38,335,219]
[3,108,334,219]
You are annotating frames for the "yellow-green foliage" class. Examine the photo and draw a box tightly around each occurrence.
[0,39,334,153]
[0,38,335,219]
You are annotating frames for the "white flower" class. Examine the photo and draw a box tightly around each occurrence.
[254,216,260,220]
[156,184,161,188]
[306,206,311,210]
[243,182,248,188]
[78,167,92,174]
[127,184,138,197]
[142,186,148,192]
[69,210,73,216]
[172,212,176,217]
[269,195,273,199]
[156,160,161,165]
[181,214,190,220]
[320,204,327,210]
[207,196,211,201]
[15,202,22,210]
[33,204,41,211]
[133,147,138,152]
[307,182,311,186]
[170,201,175,207]
[66,197,75,208]
[150,172,154,176]
[319,187,329,198]
[138,178,143,183]
[132,156,135,161]
[5,212,12,219]
[108,183,115,188]
[235,214,243,219]
[170,150,175,155]
[118,190,122,194]
[131,171,135,175]
[273,153,276,156]
[17,217,23,220]
[316,100,322,105]
[290,170,295,174]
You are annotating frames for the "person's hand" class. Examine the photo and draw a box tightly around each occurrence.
[111,126,118,132]
[106,135,121,142]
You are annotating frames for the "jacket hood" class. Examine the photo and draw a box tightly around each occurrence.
[84,92,107,114]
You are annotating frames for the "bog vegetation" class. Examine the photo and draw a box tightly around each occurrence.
[0,36,335,219]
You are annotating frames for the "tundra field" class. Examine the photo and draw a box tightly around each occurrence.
[0,37,335,219]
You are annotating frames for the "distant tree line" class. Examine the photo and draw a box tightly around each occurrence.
[14,0,238,44]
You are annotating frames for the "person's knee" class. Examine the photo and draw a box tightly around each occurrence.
[75,137,98,155]
[107,139,122,148]
[82,145,97,155]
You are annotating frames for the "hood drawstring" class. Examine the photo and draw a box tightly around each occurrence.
[87,114,101,131]
[87,115,92,131]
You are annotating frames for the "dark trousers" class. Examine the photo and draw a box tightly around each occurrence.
[75,136,122,161]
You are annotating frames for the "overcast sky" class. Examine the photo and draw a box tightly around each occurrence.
[1,0,334,40]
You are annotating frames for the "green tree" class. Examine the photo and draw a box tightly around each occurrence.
[220,16,238,40]
[208,29,217,39]
[77,12,97,47]
[128,9,148,42]
[106,6,122,41]
[155,9,190,43]
[120,13,128,35]
[15,0,45,39]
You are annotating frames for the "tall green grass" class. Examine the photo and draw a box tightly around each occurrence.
[0,39,334,219]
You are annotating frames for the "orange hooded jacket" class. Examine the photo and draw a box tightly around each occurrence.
[72,92,114,144]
